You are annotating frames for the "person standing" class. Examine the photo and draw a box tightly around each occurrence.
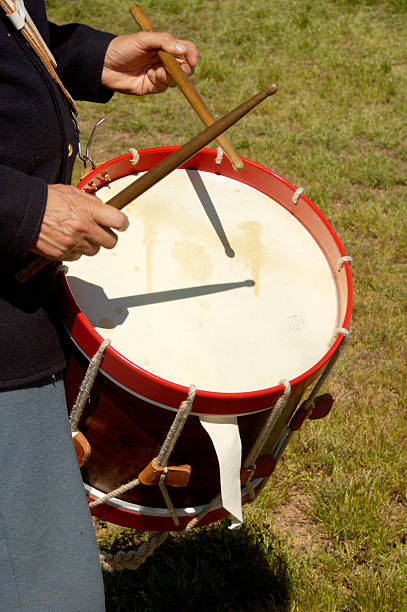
[0,1,197,609]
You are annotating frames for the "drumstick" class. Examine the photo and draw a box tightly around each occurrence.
[104,83,277,210]
[130,3,244,172]
[15,82,278,283]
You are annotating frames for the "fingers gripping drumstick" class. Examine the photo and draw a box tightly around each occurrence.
[15,83,278,283]
[130,3,244,172]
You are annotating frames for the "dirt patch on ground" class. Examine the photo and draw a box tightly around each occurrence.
[268,490,335,555]
[92,491,337,556]
[93,517,121,540]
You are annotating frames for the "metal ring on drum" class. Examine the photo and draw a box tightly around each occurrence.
[57,147,352,532]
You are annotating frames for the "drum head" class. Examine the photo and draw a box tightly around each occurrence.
[67,166,338,394]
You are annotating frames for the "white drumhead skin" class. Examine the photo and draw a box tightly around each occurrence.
[67,169,338,393]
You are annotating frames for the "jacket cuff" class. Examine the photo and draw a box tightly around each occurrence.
[0,165,47,268]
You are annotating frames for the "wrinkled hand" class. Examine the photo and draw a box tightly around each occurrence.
[31,184,129,261]
[101,31,198,95]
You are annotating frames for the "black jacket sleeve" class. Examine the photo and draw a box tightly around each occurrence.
[48,22,116,103]
[0,14,116,267]
[0,4,120,388]
[0,165,47,269]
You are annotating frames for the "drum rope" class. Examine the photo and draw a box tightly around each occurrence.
[100,492,226,571]
[100,531,169,572]
[337,255,353,271]
[156,385,196,466]
[95,333,349,571]
[69,338,111,432]
[242,379,291,501]
[298,328,350,418]
[245,479,256,501]
[89,385,196,512]
[184,495,221,532]
[67,336,143,510]
[155,385,196,526]
[89,478,141,509]
[292,187,304,205]
[272,327,351,467]
[94,386,197,570]
[181,382,292,531]
[129,147,140,166]
[215,146,224,165]
[159,470,180,527]
[244,380,291,471]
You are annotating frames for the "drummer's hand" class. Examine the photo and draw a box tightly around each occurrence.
[31,184,129,261]
[101,32,198,95]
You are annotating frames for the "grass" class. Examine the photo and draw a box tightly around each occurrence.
[98,517,292,611]
[45,0,407,609]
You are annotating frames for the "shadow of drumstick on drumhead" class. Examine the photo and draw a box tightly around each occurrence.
[67,276,254,328]
[186,169,235,258]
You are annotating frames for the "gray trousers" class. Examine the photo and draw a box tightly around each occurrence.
[0,375,105,611]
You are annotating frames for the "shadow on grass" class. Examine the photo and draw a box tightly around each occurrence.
[102,519,293,612]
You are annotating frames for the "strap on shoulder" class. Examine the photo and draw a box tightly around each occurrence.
[0,0,77,114]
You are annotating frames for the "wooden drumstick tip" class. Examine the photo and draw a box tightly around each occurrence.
[227,84,277,172]
[231,157,244,172]
[265,83,279,96]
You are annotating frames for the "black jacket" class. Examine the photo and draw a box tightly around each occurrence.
[0,1,114,389]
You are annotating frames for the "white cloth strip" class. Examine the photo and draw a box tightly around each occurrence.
[199,415,243,525]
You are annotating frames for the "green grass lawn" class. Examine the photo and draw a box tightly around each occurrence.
[46,0,407,609]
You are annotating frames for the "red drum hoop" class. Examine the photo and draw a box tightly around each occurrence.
[58,147,352,531]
